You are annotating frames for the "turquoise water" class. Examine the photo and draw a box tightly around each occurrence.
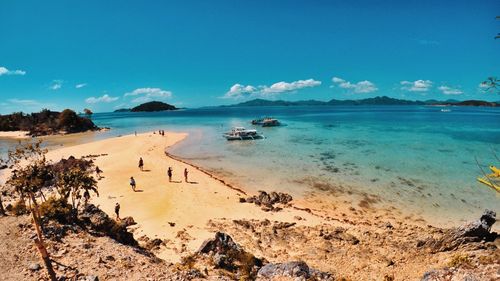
[1,105,499,226]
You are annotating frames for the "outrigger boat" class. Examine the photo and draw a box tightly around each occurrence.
[251,117,281,127]
[476,165,500,193]
[223,127,263,141]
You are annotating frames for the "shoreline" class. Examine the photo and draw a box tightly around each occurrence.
[1,130,498,279]
[3,128,496,231]
[37,131,325,263]
[0,130,30,139]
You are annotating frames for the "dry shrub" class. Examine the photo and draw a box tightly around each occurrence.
[38,197,72,223]
[11,199,29,215]
[447,253,471,268]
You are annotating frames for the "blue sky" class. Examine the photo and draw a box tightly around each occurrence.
[0,0,499,113]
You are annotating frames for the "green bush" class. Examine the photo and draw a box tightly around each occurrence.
[39,197,72,223]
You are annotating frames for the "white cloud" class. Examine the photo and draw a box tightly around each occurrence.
[438,86,463,95]
[75,83,87,89]
[124,87,172,103]
[125,87,172,97]
[0,66,26,76]
[400,80,433,92]
[225,84,258,99]
[50,80,63,90]
[131,96,153,103]
[85,94,119,104]
[223,79,321,99]
[261,79,321,95]
[331,77,378,93]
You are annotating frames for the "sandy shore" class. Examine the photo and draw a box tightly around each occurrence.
[43,131,323,262]
[0,131,30,139]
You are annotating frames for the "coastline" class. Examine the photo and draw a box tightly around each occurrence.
[38,131,324,263]
[0,131,30,139]
[1,130,498,279]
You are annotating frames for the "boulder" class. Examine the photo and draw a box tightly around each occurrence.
[243,191,293,211]
[121,216,136,227]
[28,263,41,271]
[426,209,497,252]
[79,204,138,246]
[198,232,242,254]
[257,261,333,281]
[196,232,265,278]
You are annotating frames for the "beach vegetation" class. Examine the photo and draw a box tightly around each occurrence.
[83,108,93,118]
[0,108,98,136]
[2,140,100,281]
[38,197,72,224]
[11,198,29,215]
[4,140,57,280]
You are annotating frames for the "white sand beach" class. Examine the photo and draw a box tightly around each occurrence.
[42,131,323,262]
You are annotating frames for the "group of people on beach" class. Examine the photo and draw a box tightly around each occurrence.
[129,157,190,191]
[157,130,165,136]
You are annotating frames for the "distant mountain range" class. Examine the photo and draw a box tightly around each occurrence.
[114,101,178,112]
[223,96,498,107]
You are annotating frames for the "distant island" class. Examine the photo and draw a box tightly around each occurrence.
[430,100,498,107]
[0,109,99,136]
[114,101,178,112]
[224,96,498,107]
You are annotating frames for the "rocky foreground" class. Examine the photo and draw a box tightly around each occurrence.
[0,198,498,280]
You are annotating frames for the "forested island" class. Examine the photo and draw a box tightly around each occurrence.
[114,101,178,112]
[0,109,99,136]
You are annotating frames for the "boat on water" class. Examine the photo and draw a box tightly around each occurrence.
[223,127,263,140]
[251,117,281,127]
[440,108,451,112]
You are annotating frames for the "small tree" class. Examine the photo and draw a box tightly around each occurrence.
[83,108,93,119]
[58,109,78,132]
[5,140,57,281]
[54,167,98,218]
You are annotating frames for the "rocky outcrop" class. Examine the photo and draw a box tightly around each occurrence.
[421,263,499,281]
[425,209,497,252]
[79,204,138,246]
[257,261,334,281]
[241,191,293,212]
[189,232,265,279]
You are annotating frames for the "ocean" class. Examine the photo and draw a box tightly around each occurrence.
[2,105,499,226]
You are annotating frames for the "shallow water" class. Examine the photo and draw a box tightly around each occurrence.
[1,105,499,226]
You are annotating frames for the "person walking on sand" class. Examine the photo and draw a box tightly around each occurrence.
[95,166,102,179]
[115,203,121,220]
[138,157,144,171]
[130,176,136,191]
[167,167,173,182]
[184,168,189,183]
[135,131,137,136]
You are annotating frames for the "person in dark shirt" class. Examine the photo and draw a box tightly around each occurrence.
[167,167,173,182]
[115,203,120,220]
